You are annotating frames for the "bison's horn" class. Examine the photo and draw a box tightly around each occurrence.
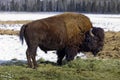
[89,28,94,37]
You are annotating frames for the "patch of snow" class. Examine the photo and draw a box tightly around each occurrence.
[0,24,22,30]
[84,14,120,32]
[0,35,85,64]
[0,12,60,21]
[0,35,57,63]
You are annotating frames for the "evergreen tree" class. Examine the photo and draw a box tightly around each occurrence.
[10,0,15,11]
[0,0,119,13]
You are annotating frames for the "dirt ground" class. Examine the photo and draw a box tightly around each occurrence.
[0,28,120,59]
[98,31,120,59]
[86,31,120,59]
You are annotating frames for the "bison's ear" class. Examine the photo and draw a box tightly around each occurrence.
[89,28,94,37]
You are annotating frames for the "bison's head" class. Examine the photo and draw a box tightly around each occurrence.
[79,27,105,56]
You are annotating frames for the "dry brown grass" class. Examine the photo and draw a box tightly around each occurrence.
[0,29,19,35]
[0,20,31,35]
[0,20,32,24]
[98,31,120,59]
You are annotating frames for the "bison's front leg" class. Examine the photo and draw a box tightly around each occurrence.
[65,47,78,61]
[56,49,66,65]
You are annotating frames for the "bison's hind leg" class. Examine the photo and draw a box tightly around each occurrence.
[56,49,66,65]
[26,48,32,68]
[26,45,38,69]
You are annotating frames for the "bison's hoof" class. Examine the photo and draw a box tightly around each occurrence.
[57,60,62,66]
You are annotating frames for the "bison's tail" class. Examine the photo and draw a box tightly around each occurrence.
[19,24,27,44]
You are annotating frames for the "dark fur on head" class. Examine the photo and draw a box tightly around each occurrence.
[79,27,105,56]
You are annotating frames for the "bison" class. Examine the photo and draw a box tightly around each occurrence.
[79,27,105,56]
[19,12,93,68]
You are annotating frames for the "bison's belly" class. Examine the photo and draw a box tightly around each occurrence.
[39,31,67,50]
[40,38,65,50]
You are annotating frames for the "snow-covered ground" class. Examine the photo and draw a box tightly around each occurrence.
[0,24,22,30]
[0,35,59,64]
[0,12,120,64]
[0,12,59,21]
[0,35,86,64]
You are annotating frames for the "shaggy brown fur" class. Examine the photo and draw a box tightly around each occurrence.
[19,12,93,69]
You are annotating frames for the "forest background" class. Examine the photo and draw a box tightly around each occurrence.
[0,0,120,14]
